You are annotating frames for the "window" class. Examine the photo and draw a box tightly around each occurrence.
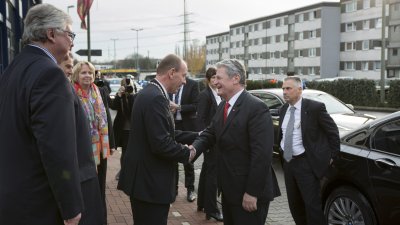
[298,50,304,57]
[236,41,240,48]
[251,93,283,110]
[254,24,259,31]
[394,3,400,11]
[363,0,370,9]
[345,131,369,147]
[309,67,315,75]
[346,23,356,32]
[297,68,303,75]
[249,25,253,32]
[372,120,400,155]
[374,61,381,70]
[393,48,398,56]
[271,36,275,44]
[254,38,259,45]
[363,20,370,30]
[346,42,356,51]
[362,62,369,71]
[299,32,304,40]
[262,22,267,29]
[309,11,315,20]
[298,14,304,23]
[345,62,355,70]
[376,18,382,28]
[270,52,275,59]
[309,48,316,57]
[236,28,241,35]
[346,0,357,12]
[309,30,316,38]
[362,40,369,50]
[280,34,285,43]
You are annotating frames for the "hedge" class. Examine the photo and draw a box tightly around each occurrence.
[245,79,399,108]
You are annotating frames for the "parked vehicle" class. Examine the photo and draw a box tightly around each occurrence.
[322,111,400,225]
[249,89,375,152]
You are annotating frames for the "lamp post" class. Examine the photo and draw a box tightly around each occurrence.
[110,38,118,69]
[131,28,143,72]
[67,5,74,14]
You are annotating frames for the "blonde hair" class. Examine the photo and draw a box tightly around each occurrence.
[71,61,96,83]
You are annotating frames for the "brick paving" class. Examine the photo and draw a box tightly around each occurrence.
[106,150,294,225]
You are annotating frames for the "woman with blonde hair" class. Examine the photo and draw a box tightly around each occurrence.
[72,61,111,224]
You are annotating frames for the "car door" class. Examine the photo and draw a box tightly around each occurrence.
[368,118,400,225]
[250,92,283,152]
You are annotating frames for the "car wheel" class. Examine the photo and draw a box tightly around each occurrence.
[324,186,376,225]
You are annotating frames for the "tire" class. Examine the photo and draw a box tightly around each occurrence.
[324,186,377,225]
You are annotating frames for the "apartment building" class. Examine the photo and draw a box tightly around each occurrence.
[206,31,230,66]
[206,2,341,81]
[206,0,400,81]
[0,0,42,74]
[387,0,400,78]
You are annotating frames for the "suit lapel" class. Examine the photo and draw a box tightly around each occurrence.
[301,98,309,136]
[219,91,246,137]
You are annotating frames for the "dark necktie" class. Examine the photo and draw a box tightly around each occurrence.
[223,102,230,124]
[284,106,296,162]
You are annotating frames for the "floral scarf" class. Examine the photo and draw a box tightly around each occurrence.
[74,82,110,165]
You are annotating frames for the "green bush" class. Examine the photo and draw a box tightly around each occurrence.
[387,80,400,107]
[248,79,382,107]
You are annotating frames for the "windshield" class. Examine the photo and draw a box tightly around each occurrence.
[303,92,354,115]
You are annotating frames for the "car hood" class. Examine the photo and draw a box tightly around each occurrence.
[330,113,375,136]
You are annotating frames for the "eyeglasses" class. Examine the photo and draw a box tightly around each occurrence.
[57,29,76,41]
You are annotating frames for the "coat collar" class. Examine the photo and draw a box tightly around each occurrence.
[218,90,247,137]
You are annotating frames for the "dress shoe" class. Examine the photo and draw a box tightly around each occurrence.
[187,190,197,202]
[206,212,223,222]
[197,206,204,212]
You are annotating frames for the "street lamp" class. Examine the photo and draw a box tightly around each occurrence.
[131,28,143,72]
[67,5,74,14]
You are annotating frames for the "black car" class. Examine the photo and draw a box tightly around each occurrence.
[322,111,400,225]
[249,89,375,152]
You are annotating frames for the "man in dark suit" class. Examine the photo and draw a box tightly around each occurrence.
[169,77,200,202]
[191,59,280,225]
[60,53,105,225]
[279,76,340,225]
[0,4,83,225]
[117,54,198,225]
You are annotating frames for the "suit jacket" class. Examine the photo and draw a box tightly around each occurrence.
[0,46,83,224]
[278,98,340,178]
[197,86,218,130]
[117,80,198,204]
[176,78,199,131]
[110,93,136,147]
[193,90,280,205]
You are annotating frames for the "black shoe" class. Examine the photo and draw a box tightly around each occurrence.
[187,190,197,202]
[197,206,204,212]
[206,212,223,222]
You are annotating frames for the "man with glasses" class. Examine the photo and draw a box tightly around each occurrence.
[0,4,90,225]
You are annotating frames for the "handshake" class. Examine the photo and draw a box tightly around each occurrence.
[186,145,197,162]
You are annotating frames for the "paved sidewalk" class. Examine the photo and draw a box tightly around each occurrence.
[106,151,294,225]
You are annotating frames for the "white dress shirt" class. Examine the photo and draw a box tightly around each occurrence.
[225,88,244,116]
[280,98,305,156]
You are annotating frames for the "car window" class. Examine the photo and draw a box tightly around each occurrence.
[303,93,354,114]
[372,120,400,155]
[344,130,370,149]
[251,93,283,110]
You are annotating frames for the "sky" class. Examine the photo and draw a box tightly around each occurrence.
[44,0,340,62]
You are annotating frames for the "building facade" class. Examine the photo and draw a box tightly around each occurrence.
[0,0,41,74]
[205,0,400,81]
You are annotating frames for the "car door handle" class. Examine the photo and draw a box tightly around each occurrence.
[374,158,396,168]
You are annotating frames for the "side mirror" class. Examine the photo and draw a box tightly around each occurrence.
[346,104,354,110]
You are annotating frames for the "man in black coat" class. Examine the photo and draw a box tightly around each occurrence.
[191,59,280,225]
[117,54,198,225]
[0,4,83,225]
[60,53,105,225]
[279,76,340,225]
[169,77,200,202]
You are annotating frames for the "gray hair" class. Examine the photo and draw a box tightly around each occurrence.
[216,59,246,85]
[284,76,303,88]
[22,4,72,45]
